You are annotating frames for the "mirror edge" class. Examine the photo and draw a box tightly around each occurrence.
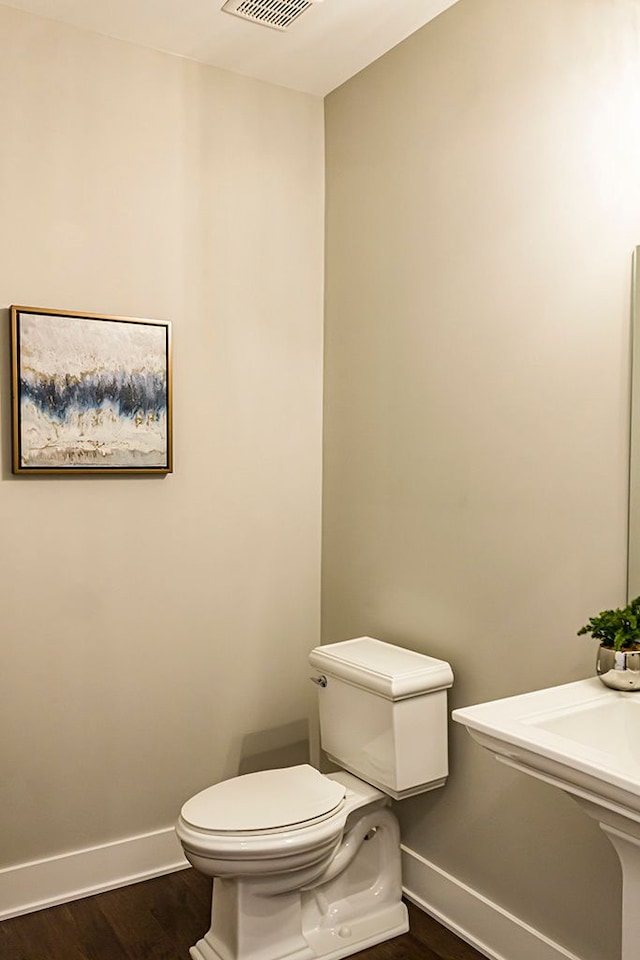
[628,246,640,601]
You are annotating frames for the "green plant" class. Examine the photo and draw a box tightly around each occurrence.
[578,596,640,651]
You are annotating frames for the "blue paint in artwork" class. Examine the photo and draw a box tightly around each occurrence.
[21,370,167,423]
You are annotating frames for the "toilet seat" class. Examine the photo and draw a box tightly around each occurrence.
[176,766,351,876]
[180,764,346,834]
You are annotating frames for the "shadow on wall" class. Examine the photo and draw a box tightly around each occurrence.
[229,718,311,777]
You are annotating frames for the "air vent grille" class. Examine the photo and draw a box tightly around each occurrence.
[222,0,316,31]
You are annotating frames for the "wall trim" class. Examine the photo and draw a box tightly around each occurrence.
[0,827,189,920]
[401,845,582,960]
[0,830,585,957]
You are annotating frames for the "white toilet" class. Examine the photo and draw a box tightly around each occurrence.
[176,637,454,960]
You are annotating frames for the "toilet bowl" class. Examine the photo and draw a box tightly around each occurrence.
[176,638,454,960]
[177,765,353,881]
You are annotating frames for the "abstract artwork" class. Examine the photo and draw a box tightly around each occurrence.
[11,306,172,474]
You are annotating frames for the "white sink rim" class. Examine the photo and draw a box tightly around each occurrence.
[452,677,640,820]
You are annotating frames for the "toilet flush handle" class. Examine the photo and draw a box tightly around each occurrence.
[310,675,327,687]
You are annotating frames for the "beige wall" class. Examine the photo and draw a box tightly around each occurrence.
[323,1,640,957]
[3,0,639,953]
[0,5,324,866]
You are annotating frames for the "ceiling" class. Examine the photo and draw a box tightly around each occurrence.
[2,0,460,96]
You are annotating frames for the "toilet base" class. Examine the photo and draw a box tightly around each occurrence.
[190,901,408,960]
[188,802,407,960]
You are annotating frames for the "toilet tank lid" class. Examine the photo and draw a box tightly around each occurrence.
[309,637,453,700]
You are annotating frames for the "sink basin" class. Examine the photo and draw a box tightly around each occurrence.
[453,678,640,960]
[528,698,640,765]
[452,678,640,818]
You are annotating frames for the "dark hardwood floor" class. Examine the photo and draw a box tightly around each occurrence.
[0,868,487,960]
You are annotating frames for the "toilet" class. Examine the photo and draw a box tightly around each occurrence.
[176,637,454,960]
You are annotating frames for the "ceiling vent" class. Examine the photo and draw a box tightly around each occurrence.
[222,0,321,32]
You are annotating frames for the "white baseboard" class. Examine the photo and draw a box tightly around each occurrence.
[401,845,582,960]
[0,827,189,920]
[0,828,584,959]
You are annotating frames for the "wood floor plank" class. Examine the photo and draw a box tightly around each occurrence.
[4,903,91,960]
[406,903,488,960]
[0,914,29,960]
[93,883,177,960]
[148,870,212,952]
[62,893,133,960]
[356,932,441,960]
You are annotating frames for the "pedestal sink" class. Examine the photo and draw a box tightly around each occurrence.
[452,678,640,960]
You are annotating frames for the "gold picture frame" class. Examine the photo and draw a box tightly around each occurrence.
[11,306,173,475]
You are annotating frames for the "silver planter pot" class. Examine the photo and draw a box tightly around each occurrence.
[597,646,640,690]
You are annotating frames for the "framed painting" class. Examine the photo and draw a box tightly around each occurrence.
[11,306,173,475]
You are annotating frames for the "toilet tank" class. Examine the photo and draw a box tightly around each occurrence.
[309,637,454,800]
